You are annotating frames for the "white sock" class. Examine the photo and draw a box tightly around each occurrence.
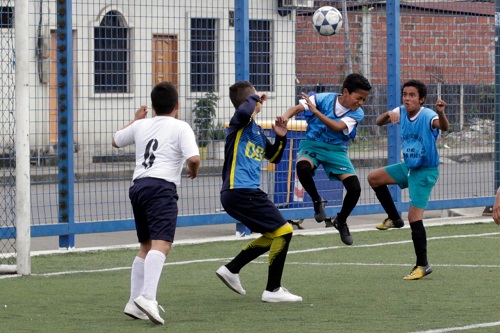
[142,250,166,301]
[129,256,145,303]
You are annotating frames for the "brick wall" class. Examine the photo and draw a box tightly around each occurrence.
[296,8,494,86]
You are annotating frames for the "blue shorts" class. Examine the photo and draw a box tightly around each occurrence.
[385,163,439,209]
[221,189,287,234]
[297,139,356,180]
[129,177,179,243]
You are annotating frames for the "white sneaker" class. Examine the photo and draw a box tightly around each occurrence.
[216,265,246,295]
[124,302,148,320]
[134,295,165,325]
[261,287,303,303]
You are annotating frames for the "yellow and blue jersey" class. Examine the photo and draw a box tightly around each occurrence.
[221,94,287,190]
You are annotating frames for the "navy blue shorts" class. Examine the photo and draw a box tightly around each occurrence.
[220,189,287,234]
[129,178,179,243]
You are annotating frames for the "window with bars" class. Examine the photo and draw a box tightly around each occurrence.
[0,6,13,28]
[250,20,272,92]
[94,11,129,93]
[190,18,218,92]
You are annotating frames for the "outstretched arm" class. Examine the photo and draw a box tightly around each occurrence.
[376,110,400,126]
[112,105,148,148]
[282,104,305,121]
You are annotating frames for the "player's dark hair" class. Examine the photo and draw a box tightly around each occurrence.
[402,79,427,105]
[229,81,255,108]
[342,73,372,93]
[150,81,178,115]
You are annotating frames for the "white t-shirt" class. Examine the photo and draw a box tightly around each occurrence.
[113,116,199,186]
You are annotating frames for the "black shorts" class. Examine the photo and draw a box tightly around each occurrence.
[220,189,287,234]
[129,178,178,243]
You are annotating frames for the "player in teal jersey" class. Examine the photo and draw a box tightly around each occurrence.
[283,73,372,246]
[367,79,449,280]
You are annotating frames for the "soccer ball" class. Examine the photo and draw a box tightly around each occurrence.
[312,6,343,36]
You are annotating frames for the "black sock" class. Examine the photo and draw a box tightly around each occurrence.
[296,160,320,202]
[372,185,401,221]
[336,176,361,223]
[266,233,292,291]
[226,237,272,273]
[410,220,428,266]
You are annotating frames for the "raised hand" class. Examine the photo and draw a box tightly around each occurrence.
[134,105,148,120]
[273,116,288,137]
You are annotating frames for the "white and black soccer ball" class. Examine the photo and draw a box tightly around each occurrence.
[312,6,343,36]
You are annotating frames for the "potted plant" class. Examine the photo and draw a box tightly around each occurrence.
[192,92,220,155]
[210,121,226,140]
[209,121,226,159]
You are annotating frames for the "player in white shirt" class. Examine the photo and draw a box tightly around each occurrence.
[113,82,200,325]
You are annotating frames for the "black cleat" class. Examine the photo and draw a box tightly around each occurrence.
[332,217,353,245]
[313,197,327,222]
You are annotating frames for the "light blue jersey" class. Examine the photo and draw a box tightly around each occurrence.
[303,93,364,147]
[400,106,440,169]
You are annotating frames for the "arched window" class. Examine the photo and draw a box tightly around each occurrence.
[94,11,129,93]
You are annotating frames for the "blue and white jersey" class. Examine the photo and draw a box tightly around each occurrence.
[399,106,440,169]
[300,92,364,147]
[221,94,287,190]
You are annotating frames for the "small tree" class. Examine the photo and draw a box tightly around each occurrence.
[210,121,226,141]
[192,92,219,147]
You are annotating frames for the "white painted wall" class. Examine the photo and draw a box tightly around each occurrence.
[20,0,298,159]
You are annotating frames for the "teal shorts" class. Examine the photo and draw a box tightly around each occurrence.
[297,139,356,181]
[385,162,439,209]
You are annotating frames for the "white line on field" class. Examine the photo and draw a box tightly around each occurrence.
[280,262,500,269]
[18,260,500,278]
[1,231,498,279]
[286,232,500,254]
[408,321,500,333]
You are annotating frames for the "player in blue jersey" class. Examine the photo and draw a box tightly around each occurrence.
[216,81,302,303]
[367,79,449,280]
[283,73,372,246]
